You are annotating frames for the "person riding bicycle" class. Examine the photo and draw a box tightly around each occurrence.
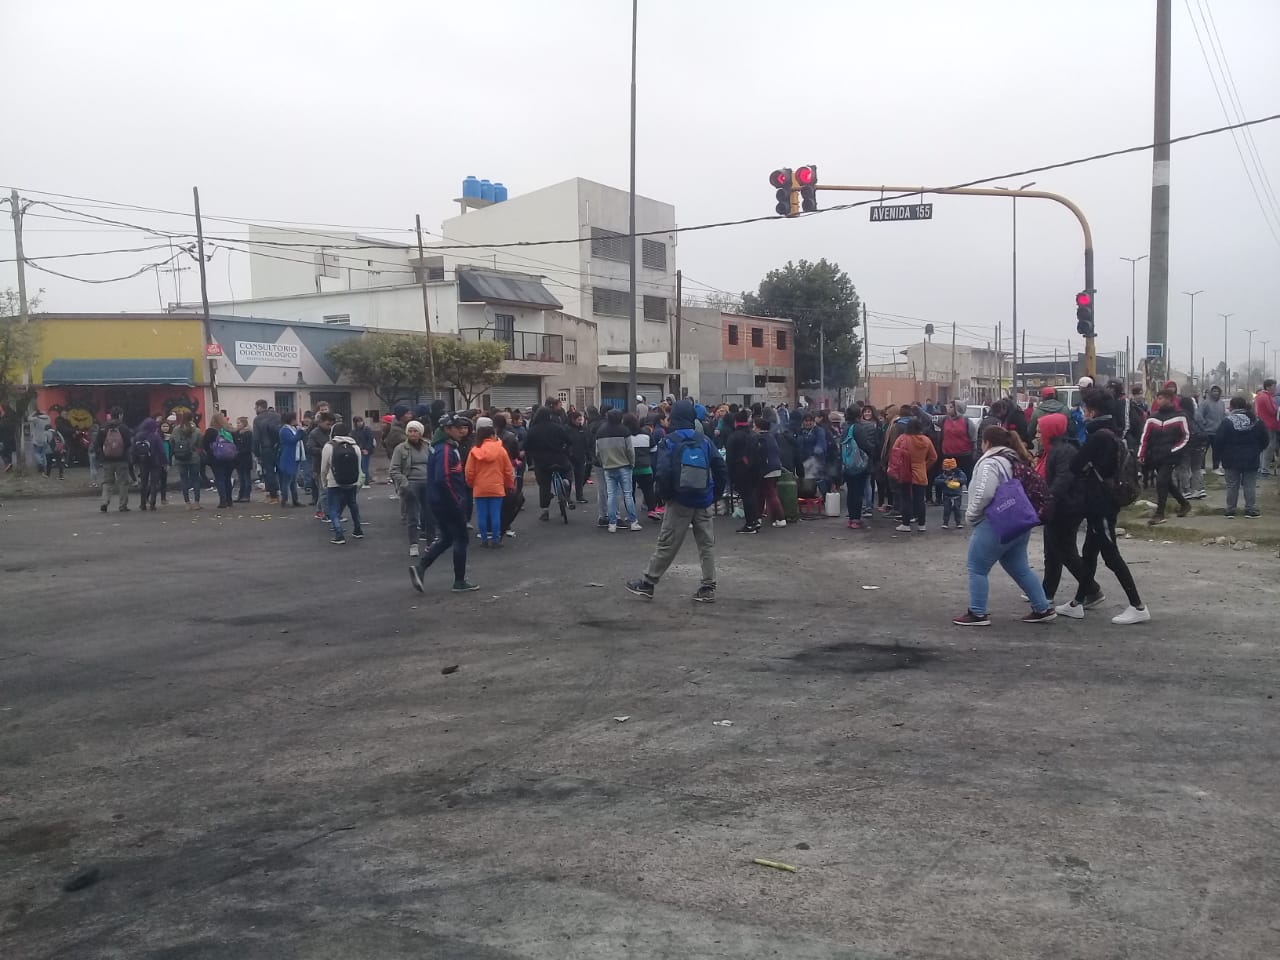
[524,405,575,521]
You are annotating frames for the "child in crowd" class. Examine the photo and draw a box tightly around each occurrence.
[935,456,967,530]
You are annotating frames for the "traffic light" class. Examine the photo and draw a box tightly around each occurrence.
[769,168,797,216]
[796,164,818,212]
[1075,291,1095,337]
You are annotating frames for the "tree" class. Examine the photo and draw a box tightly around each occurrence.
[686,291,744,314]
[434,338,507,408]
[327,333,432,407]
[741,259,861,390]
[1,289,43,469]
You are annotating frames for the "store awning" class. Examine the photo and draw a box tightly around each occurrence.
[41,358,196,387]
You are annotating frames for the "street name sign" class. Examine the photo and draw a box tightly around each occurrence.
[870,203,933,222]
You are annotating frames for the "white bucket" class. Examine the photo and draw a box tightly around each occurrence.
[823,491,842,517]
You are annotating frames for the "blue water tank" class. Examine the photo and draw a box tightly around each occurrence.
[462,175,481,199]
[492,182,508,203]
[479,179,494,201]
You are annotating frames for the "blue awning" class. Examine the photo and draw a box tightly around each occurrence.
[41,358,196,386]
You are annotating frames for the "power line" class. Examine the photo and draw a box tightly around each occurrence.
[27,251,185,284]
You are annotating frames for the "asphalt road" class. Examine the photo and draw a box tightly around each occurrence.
[1,487,1278,959]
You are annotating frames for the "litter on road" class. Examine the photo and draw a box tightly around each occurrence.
[752,858,797,873]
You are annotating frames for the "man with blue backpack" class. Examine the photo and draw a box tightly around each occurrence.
[626,400,727,603]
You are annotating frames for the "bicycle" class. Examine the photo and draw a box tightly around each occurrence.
[549,466,571,524]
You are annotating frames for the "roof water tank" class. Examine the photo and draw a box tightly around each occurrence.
[492,182,508,203]
[462,175,481,199]
[479,179,495,201]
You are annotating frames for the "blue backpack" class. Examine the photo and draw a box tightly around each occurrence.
[670,434,712,502]
[840,426,868,474]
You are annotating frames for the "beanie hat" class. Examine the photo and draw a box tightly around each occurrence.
[942,457,957,470]
[406,420,425,434]
[393,402,410,417]
[475,416,494,429]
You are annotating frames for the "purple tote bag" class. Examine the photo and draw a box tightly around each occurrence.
[986,473,1040,543]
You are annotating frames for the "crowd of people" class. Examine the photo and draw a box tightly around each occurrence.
[35,372,1278,621]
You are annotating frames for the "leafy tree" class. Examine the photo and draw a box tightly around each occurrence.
[434,338,507,408]
[1,289,43,464]
[327,333,433,407]
[741,259,861,389]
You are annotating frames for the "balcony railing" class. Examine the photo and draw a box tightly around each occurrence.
[460,328,564,363]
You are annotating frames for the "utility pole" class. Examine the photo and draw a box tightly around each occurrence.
[1260,340,1268,383]
[1121,255,1148,379]
[1245,328,1257,391]
[819,326,825,401]
[192,187,219,411]
[1146,0,1173,377]
[1181,290,1203,386]
[673,269,682,398]
[414,214,438,398]
[1021,330,1026,398]
[8,189,32,470]
[861,302,869,404]
[994,181,1035,397]
[995,322,1002,395]
[626,0,639,406]
[950,321,957,403]
[1220,313,1233,393]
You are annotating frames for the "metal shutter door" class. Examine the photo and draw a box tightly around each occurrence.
[488,382,540,410]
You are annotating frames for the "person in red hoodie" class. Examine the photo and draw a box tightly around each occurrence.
[1254,379,1279,475]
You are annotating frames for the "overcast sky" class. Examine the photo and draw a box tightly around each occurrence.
[3,0,1278,377]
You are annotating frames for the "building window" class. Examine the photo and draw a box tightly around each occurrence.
[643,295,667,322]
[575,386,596,409]
[565,338,577,365]
[274,391,296,413]
[592,287,631,317]
[493,313,516,340]
[776,329,787,350]
[557,389,571,407]
[728,324,739,346]
[590,227,628,262]
[751,327,764,348]
[641,238,666,271]
[323,314,351,325]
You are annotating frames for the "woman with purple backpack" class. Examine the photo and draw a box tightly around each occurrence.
[952,425,1057,627]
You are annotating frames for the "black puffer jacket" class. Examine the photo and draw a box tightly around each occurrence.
[1042,433,1083,520]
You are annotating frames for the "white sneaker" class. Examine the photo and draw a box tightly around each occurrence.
[940,522,950,530]
[915,524,926,532]
[895,523,911,532]
[629,521,643,531]
[1055,601,1085,619]
[772,519,787,527]
[1214,466,1224,476]
[608,523,618,533]
[1112,605,1151,625]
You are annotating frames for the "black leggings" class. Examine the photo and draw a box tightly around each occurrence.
[633,472,656,512]
[1042,516,1083,601]
[897,482,926,525]
[1075,510,1142,607]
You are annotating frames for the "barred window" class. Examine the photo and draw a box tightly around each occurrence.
[641,238,666,271]
[776,329,788,350]
[728,324,739,345]
[590,227,628,262]
[643,295,667,322]
[751,327,764,348]
[592,287,631,317]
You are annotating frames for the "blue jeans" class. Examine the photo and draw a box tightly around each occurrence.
[211,462,234,505]
[966,520,1049,616]
[178,462,202,502]
[328,486,362,538]
[278,468,299,505]
[475,495,502,542]
[942,495,963,526]
[605,466,637,525]
[360,452,371,485]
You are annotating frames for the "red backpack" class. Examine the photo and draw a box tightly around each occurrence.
[1002,451,1050,520]
[887,436,912,483]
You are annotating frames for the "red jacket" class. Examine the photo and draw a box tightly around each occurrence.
[1255,389,1279,431]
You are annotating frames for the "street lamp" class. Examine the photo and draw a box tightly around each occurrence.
[1245,328,1257,391]
[996,181,1035,398]
[1122,255,1149,379]
[1182,290,1203,386]
[1262,339,1270,383]
[1220,313,1234,391]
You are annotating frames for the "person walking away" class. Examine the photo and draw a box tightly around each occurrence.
[567,410,591,504]
[1216,395,1268,518]
[594,408,640,532]
[131,417,167,510]
[1196,384,1227,474]
[756,417,786,527]
[952,426,1057,625]
[96,407,132,512]
[1028,387,1069,442]
[351,415,375,488]
[935,457,968,530]
[43,421,67,479]
[626,399,727,603]
[941,400,977,482]
[276,411,304,507]
[232,416,255,502]
[390,419,435,558]
[1253,378,1280,475]
[840,413,873,529]
[625,413,659,518]
[465,417,515,547]
[1053,389,1150,624]
[410,415,478,593]
[171,412,203,509]
[307,412,334,519]
[725,409,764,534]
[203,413,238,509]
[889,419,934,532]
[251,400,282,504]
[1137,386,1192,526]
[524,406,575,522]
[320,422,365,544]
[1038,417,1083,607]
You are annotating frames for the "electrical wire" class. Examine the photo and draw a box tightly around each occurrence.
[26,251,185,284]
[0,242,175,263]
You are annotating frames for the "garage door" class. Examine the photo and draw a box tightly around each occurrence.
[638,382,664,401]
[488,379,541,411]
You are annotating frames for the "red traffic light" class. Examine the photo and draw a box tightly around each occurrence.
[795,165,817,186]
[1076,292,1092,308]
[769,168,792,189]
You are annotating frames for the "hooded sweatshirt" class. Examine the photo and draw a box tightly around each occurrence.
[1253,389,1279,432]
[131,418,168,469]
[1033,412,1069,471]
[464,436,515,498]
[320,435,361,488]
[1029,397,1069,435]
[1195,395,1227,434]
[655,399,728,508]
[965,446,1017,526]
[1215,409,1268,471]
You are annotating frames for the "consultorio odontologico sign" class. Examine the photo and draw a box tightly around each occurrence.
[235,341,301,367]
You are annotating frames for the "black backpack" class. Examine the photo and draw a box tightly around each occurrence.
[330,440,361,487]
[131,437,153,464]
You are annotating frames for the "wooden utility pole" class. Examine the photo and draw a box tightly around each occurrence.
[673,269,682,398]
[861,302,869,404]
[415,214,438,398]
[995,322,1002,395]
[8,189,32,470]
[192,187,219,411]
[950,321,957,402]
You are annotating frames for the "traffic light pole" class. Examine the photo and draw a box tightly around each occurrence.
[814,184,1097,377]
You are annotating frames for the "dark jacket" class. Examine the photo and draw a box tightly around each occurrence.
[852,420,880,464]
[761,430,782,474]
[351,423,375,456]
[1215,410,1268,471]
[1137,403,1191,466]
[1004,401,1031,445]
[252,409,282,456]
[427,438,470,512]
[654,400,728,508]
[526,416,575,471]
[94,418,132,462]
[130,418,168,470]
[233,427,254,469]
[725,424,759,484]
[568,423,591,465]
[382,419,407,455]
[1069,416,1124,515]
[1043,433,1084,520]
[777,428,800,473]
[307,424,332,469]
